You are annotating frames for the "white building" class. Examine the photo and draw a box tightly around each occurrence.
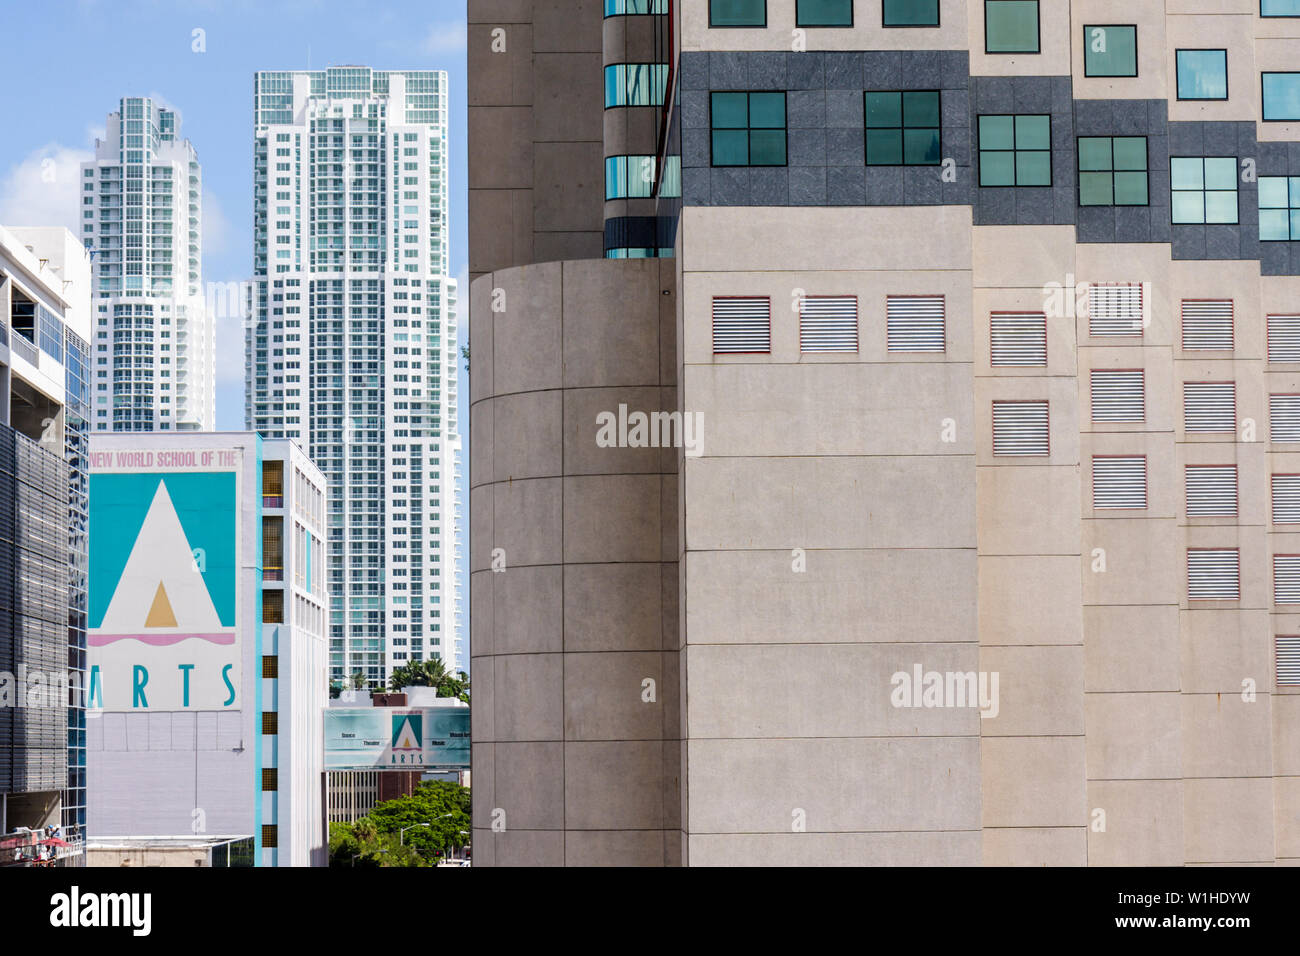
[246,67,462,686]
[85,432,328,866]
[81,97,214,432]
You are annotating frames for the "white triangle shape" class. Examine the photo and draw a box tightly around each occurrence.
[99,480,225,634]
[394,718,420,750]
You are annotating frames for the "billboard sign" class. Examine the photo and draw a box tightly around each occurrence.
[88,447,243,712]
[324,708,470,769]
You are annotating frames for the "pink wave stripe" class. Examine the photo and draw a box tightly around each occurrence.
[88,632,235,648]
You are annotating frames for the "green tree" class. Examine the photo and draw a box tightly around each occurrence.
[331,780,471,867]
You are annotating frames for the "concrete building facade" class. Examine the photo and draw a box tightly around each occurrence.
[469,0,1300,865]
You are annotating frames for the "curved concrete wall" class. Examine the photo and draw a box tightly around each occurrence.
[469,258,681,866]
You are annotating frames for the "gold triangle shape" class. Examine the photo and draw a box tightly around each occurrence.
[145,582,178,628]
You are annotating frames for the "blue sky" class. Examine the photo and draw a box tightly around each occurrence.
[0,0,468,430]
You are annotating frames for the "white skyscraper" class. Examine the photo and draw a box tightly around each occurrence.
[81,97,214,432]
[247,67,462,687]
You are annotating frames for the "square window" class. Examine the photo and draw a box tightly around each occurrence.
[978,113,1051,186]
[985,1,1039,54]
[865,91,941,166]
[1260,175,1300,240]
[797,0,852,26]
[710,0,766,26]
[711,92,787,166]
[1077,136,1148,206]
[1176,49,1228,100]
[1082,25,1138,78]
[883,0,938,26]
[1171,157,1238,224]
[1263,72,1300,121]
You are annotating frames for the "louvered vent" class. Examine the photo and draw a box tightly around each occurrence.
[1187,548,1240,600]
[1268,314,1300,363]
[992,401,1049,456]
[799,296,858,353]
[991,312,1047,367]
[1092,456,1146,509]
[886,295,945,353]
[1183,382,1235,433]
[1090,370,1145,423]
[1273,474,1300,524]
[1185,465,1238,517]
[1271,394,1300,443]
[712,297,771,354]
[1181,300,1233,350]
[1278,636,1300,686]
[1275,555,1300,605]
[1088,282,1144,337]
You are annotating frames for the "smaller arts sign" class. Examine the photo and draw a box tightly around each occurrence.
[325,708,470,769]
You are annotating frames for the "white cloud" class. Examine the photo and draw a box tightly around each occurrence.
[421,21,466,55]
[0,143,93,233]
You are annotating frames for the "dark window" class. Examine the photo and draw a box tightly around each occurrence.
[1078,137,1148,206]
[883,0,939,26]
[711,92,787,167]
[262,711,278,735]
[865,91,941,166]
[710,0,766,26]
[261,825,278,849]
[1082,25,1137,77]
[262,768,278,791]
[797,0,852,26]
[261,655,279,679]
[978,114,1051,186]
[985,1,1039,53]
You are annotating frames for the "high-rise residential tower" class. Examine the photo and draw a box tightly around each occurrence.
[80,97,213,433]
[247,67,462,688]
[469,0,1300,866]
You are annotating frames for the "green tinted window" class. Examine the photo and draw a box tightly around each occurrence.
[865,91,941,166]
[1259,176,1300,241]
[985,1,1039,53]
[711,92,787,166]
[1078,136,1148,206]
[1175,50,1227,100]
[883,0,939,26]
[798,0,852,25]
[1263,73,1300,121]
[710,0,766,26]
[1171,157,1238,224]
[979,114,1051,186]
[1082,25,1137,77]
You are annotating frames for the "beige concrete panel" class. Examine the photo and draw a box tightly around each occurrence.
[563,562,665,652]
[1180,523,1269,609]
[1183,777,1275,863]
[469,274,495,404]
[969,0,1072,76]
[683,363,975,457]
[1173,360,1263,444]
[687,831,982,866]
[974,288,1078,378]
[467,24,534,107]
[981,736,1087,827]
[1073,246,1175,348]
[469,828,496,867]
[1181,608,1272,693]
[688,736,981,833]
[494,653,564,741]
[1277,777,1300,859]
[1165,15,1257,124]
[1081,519,1182,605]
[973,226,1077,290]
[532,230,604,263]
[1178,440,1266,527]
[1083,605,1182,693]
[1261,276,1300,317]
[1273,693,1300,775]
[1070,3,1169,101]
[1181,692,1273,778]
[494,564,563,655]
[471,743,494,826]
[472,655,495,744]
[981,827,1087,866]
[564,651,666,741]
[1078,346,1175,434]
[493,476,563,568]
[980,645,1085,736]
[491,262,563,395]
[660,468,678,560]
[1086,780,1185,866]
[562,258,663,388]
[1170,259,1265,361]
[470,484,494,572]
[685,455,977,551]
[659,264,679,387]
[493,389,562,481]
[563,474,663,563]
[976,465,1082,555]
[490,829,566,866]
[1255,39,1300,140]
[662,564,680,650]
[661,651,681,742]
[604,105,661,158]
[679,0,969,51]
[687,547,977,645]
[974,375,1081,466]
[685,642,982,739]
[563,386,667,476]
[1084,691,1183,779]
[533,54,604,143]
[533,0,603,52]
[533,142,605,234]
[681,206,973,275]
[467,107,535,190]
[564,830,666,867]
[1083,432,1178,519]
[980,555,1083,646]
[492,741,566,830]
[565,741,665,829]
[468,0,533,23]
[471,570,494,659]
[470,398,493,486]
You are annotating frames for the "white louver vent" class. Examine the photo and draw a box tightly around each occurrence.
[1092,456,1146,509]
[1090,369,1145,423]
[1088,282,1144,337]
[1275,555,1300,605]
[1181,299,1234,350]
[992,400,1049,457]
[799,296,858,353]
[1271,394,1300,443]
[1278,636,1300,686]
[990,312,1047,367]
[1187,548,1240,601]
[1185,465,1238,517]
[1268,314,1300,363]
[886,295,945,353]
[1183,382,1235,433]
[712,297,771,354]
[1273,474,1300,524]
